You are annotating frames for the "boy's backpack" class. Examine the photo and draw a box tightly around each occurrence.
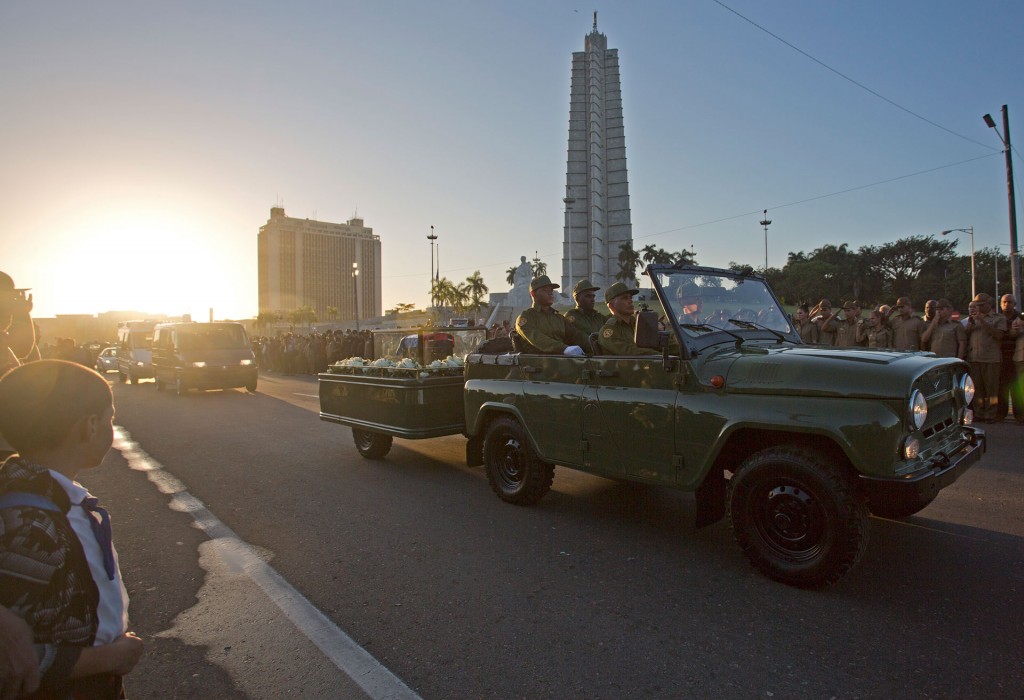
[0,492,62,512]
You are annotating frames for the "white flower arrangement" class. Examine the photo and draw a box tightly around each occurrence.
[328,355,465,378]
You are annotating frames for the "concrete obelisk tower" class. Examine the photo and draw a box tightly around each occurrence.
[562,13,634,292]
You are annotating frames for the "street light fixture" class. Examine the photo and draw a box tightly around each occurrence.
[983,106,1020,309]
[940,227,975,299]
[352,262,360,331]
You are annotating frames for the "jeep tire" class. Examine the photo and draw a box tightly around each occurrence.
[729,446,869,588]
[352,428,393,459]
[483,416,554,505]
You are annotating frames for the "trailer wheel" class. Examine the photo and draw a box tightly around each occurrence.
[483,416,554,505]
[729,446,869,588]
[352,428,393,459]
[245,379,258,393]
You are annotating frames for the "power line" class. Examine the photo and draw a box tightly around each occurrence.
[710,0,1000,152]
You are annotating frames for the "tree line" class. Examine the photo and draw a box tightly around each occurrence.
[616,235,1013,308]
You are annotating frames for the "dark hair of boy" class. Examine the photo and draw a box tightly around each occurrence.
[0,360,112,455]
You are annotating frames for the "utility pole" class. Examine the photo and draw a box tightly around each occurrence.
[427,225,437,309]
[759,210,772,273]
[984,105,1020,309]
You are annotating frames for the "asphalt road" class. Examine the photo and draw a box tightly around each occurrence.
[77,369,1024,699]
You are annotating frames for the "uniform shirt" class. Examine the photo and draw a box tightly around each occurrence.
[598,315,660,356]
[794,319,819,344]
[564,307,608,339]
[865,327,892,349]
[890,314,926,351]
[967,311,1008,363]
[834,319,864,348]
[47,470,129,646]
[928,319,966,358]
[814,315,839,345]
[515,305,586,354]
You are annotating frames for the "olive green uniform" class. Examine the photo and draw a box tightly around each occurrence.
[890,314,926,351]
[564,307,608,339]
[515,305,587,354]
[598,315,661,356]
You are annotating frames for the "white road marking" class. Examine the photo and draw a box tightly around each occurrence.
[295,393,319,398]
[114,426,422,700]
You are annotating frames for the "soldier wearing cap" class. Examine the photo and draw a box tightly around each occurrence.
[921,298,966,359]
[564,279,607,339]
[598,282,663,356]
[888,297,925,351]
[514,275,588,355]
[835,300,865,348]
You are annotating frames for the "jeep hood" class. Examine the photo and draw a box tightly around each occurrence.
[698,344,962,400]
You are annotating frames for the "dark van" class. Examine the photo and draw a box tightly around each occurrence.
[152,322,257,395]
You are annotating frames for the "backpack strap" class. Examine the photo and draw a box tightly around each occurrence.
[0,492,62,512]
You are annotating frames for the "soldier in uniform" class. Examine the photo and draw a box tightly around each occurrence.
[514,275,588,355]
[965,293,1007,422]
[564,279,607,339]
[811,299,839,346]
[793,304,819,344]
[996,294,1018,421]
[921,298,966,359]
[888,297,926,351]
[864,309,892,348]
[598,282,662,356]
[835,301,864,348]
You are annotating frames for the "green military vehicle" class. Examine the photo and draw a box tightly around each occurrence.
[319,265,985,587]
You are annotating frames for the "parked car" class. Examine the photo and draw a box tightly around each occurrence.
[95,347,118,373]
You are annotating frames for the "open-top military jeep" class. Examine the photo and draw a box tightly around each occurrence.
[321,265,985,587]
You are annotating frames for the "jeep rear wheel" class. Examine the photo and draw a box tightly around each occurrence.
[729,447,869,588]
[483,417,554,505]
[352,429,393,459]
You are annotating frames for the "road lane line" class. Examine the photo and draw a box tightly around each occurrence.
[294,393,319,398]
[114,427,422,700]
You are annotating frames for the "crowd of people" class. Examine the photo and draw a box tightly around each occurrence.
[251,329,373,376]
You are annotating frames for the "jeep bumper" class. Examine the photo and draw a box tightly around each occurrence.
[860,427,986,500]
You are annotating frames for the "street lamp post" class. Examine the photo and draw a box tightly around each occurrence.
[759,210,772,273]
[427,225,437,310]
[352,262,360,331]
[940,227,975,299]
[995,243,1011,300]
[983,106,1020,310]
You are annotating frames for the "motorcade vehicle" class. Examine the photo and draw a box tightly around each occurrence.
[116,320,156,384]
[152,321,257,395]
[318,265,985,587]
[94,347,118,373]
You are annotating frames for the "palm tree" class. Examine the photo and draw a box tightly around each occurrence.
[256,311,277,332]
[506,266,518,287]
[288,306,317,328]
[617,242,641,282]
[464,271,489,313]
[325,306,339,321]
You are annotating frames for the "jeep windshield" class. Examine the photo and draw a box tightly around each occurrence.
[648,266,796,341]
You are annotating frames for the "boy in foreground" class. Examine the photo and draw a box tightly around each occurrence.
[0,360,143,698]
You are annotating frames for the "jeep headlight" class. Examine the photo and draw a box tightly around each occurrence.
[191,361,207,368]
[908,389,928,431]
[958,373,975,406]
[902,436,921,460]
[240,359,253,366]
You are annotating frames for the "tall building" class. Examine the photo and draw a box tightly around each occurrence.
[258,206,382,323]
[562,14,634,292]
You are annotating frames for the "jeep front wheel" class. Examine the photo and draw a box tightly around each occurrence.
[483,416,554,505]
[729,447,869,588]
[352,428,393,459]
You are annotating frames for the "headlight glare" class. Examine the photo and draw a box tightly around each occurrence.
[959,373,975,406]
[908,389,928,431]
[191,361,207,368]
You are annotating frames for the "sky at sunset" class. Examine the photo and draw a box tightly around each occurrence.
[2,0,1022,320]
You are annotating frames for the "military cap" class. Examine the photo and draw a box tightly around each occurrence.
[0,272,29,293]
[604,281,639,303]
[842,300,860,310]
[896,297,912,307]
[530,275,559,291]
[572,279,599,296]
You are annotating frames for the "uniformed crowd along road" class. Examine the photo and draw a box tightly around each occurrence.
[82,371,1024,699]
